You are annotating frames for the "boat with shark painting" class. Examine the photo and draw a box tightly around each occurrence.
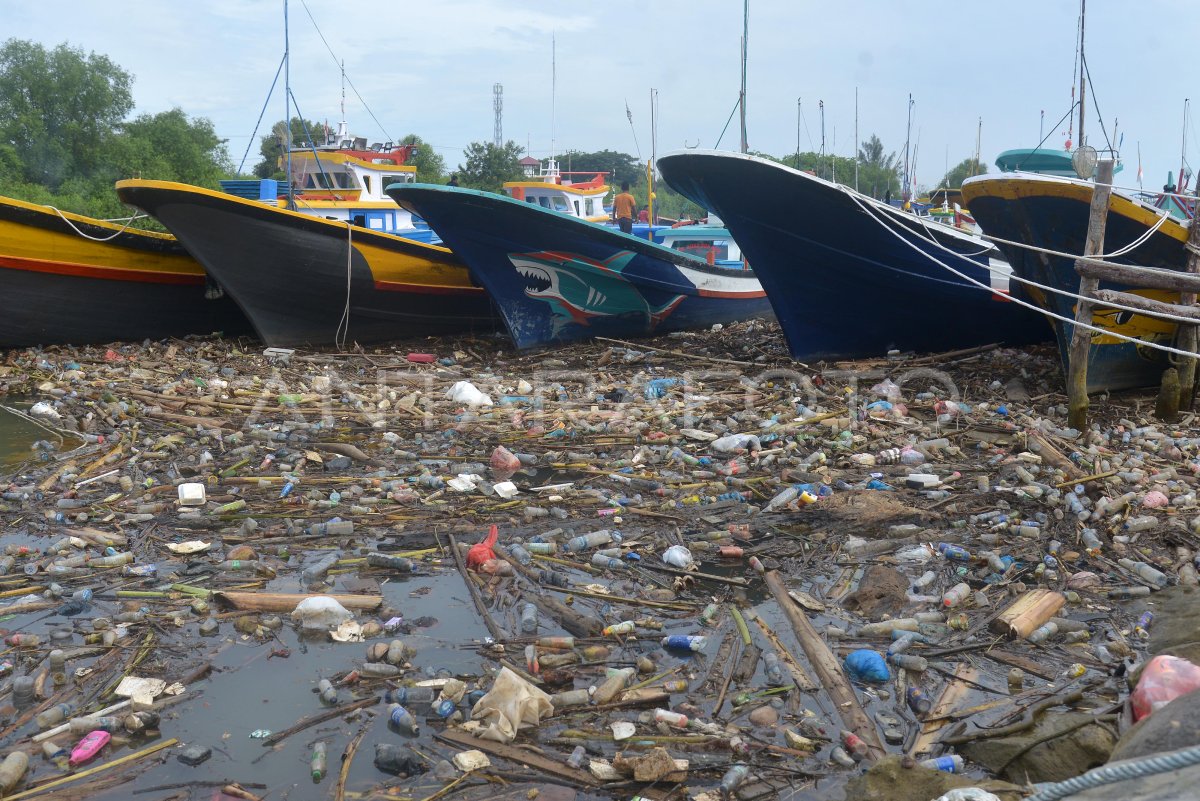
[386,183,772,350]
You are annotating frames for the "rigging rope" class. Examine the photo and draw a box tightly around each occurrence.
[48,207,145,242]
[335,223,353,351]
[840,186,1200,360]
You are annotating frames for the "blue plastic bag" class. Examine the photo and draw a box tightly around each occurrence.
[844,649,891,683]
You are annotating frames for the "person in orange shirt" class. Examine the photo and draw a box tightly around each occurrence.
[612,182,635,234]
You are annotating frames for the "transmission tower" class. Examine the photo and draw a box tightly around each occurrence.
[493,83,503,146]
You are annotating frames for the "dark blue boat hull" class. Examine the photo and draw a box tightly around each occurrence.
[387,184,773,350]
[962,175,1187,392]
[657,151,1052,361]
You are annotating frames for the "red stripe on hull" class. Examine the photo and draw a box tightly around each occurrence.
[696,288,768,299]
[0,254,203,285]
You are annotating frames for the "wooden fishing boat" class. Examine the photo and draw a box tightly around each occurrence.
[386,183,772,350]
[656,150,1051,362]
[0,194,249,348]
[962,171,1187,392]
[115,179,498,348]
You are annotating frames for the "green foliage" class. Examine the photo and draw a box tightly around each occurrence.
[938,157,986,189]
[108,108,232,187]
[458,141,524,192]
[0,39,133,190]
[0,39,231,222]
[769,150,858,184]
[399,134,446,184]
[856,135,901,199]
[560,149,642,187]
[253,117,325,178]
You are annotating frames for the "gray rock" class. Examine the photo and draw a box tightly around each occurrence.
[962,712,1116,783]
[1148,586,1200,664]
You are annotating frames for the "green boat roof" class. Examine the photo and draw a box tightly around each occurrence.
[996,148,1123,176]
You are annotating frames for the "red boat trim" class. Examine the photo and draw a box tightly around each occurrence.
[696,288,768,299]
[0,254,203,285]
[372,280,485,295]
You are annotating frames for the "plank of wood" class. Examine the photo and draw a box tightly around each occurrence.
[912,662,979,756]
[437,728,601,787]
[750,614,819,691]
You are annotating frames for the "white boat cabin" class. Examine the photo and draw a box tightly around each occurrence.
[502,158,611,223]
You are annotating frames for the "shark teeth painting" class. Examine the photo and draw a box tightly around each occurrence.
[507,250,686,334]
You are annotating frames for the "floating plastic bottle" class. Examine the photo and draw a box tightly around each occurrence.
[0,752,28,794]
[1118,558,1169,588]
[937,543,971,562]
[720,763,751,797]
[1027,618,1056,642]
[567,745,587,768]
[653,709,689,728]
[591,553,627,570]
[311,741,327,781]
[888,653,928,672]
[920,755,963,773]
[519,603,538,635]
[840,730,869,760]
[35,703,75,730]
[388,704,420,735]
[661,635,707,652]
[591,667,635,705]
[942,582,971,607]
[763,652,789,686]
[564,530,620,553]
[906,686,932,714]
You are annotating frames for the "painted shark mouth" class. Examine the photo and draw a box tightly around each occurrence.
[516,264,553,296]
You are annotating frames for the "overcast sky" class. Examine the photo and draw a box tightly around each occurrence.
[5,0,1196,190]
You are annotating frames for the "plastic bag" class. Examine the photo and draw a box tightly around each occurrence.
[489,446,521,474]
[445,381,493,407]
[932,791,1001,801]
[711,434,761,454]
[661,546,694,568]
[291,596,353,630]
[470,666,553,742]
[843,649,891,683]
[1132,654,1200,720]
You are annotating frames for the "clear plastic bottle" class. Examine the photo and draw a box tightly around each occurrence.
[942,582,971,607]
[763,652,788,686]
[520,603,538,634]
[311,741,327,781]
[1027,622,1058,643]
[720,763,751,797]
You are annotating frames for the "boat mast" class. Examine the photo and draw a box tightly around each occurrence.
[902,94,913,200]
[284,0,293,209]
[1180,99,1190,194]
[648,87,656,234]
[974,117,982,178]
[1077,0,1086,150]
[819,100,825,176]
[550,33,556,177]
[854,87,859,192]
[738,0,748,154]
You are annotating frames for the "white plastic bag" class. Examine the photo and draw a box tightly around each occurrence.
[932,790,1001,801]
[711,433,761,453]
[661,545,694,568]
[29,401,60,420]
[445,381,493,407]
[470,667,553,743]
[291,596,353,630]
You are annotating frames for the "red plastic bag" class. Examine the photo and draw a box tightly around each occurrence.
[1132,654,1200,720]
[489,445,521,473]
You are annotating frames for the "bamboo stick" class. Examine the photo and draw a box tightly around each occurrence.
[6,738,177,800]
[213,590,382,613]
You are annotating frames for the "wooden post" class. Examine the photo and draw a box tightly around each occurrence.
[1067,159,1115,430]
[763,569,886,761]
[1176,215,1200,408]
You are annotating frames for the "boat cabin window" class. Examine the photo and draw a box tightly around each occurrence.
[383,174,413,186]
[363,176,372,194]
[303,171,356,190]
[353,214,367,227]
[673,240,730,261]
[537,197,551,208]
[551,196,569,212]
[573,200,581,216]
